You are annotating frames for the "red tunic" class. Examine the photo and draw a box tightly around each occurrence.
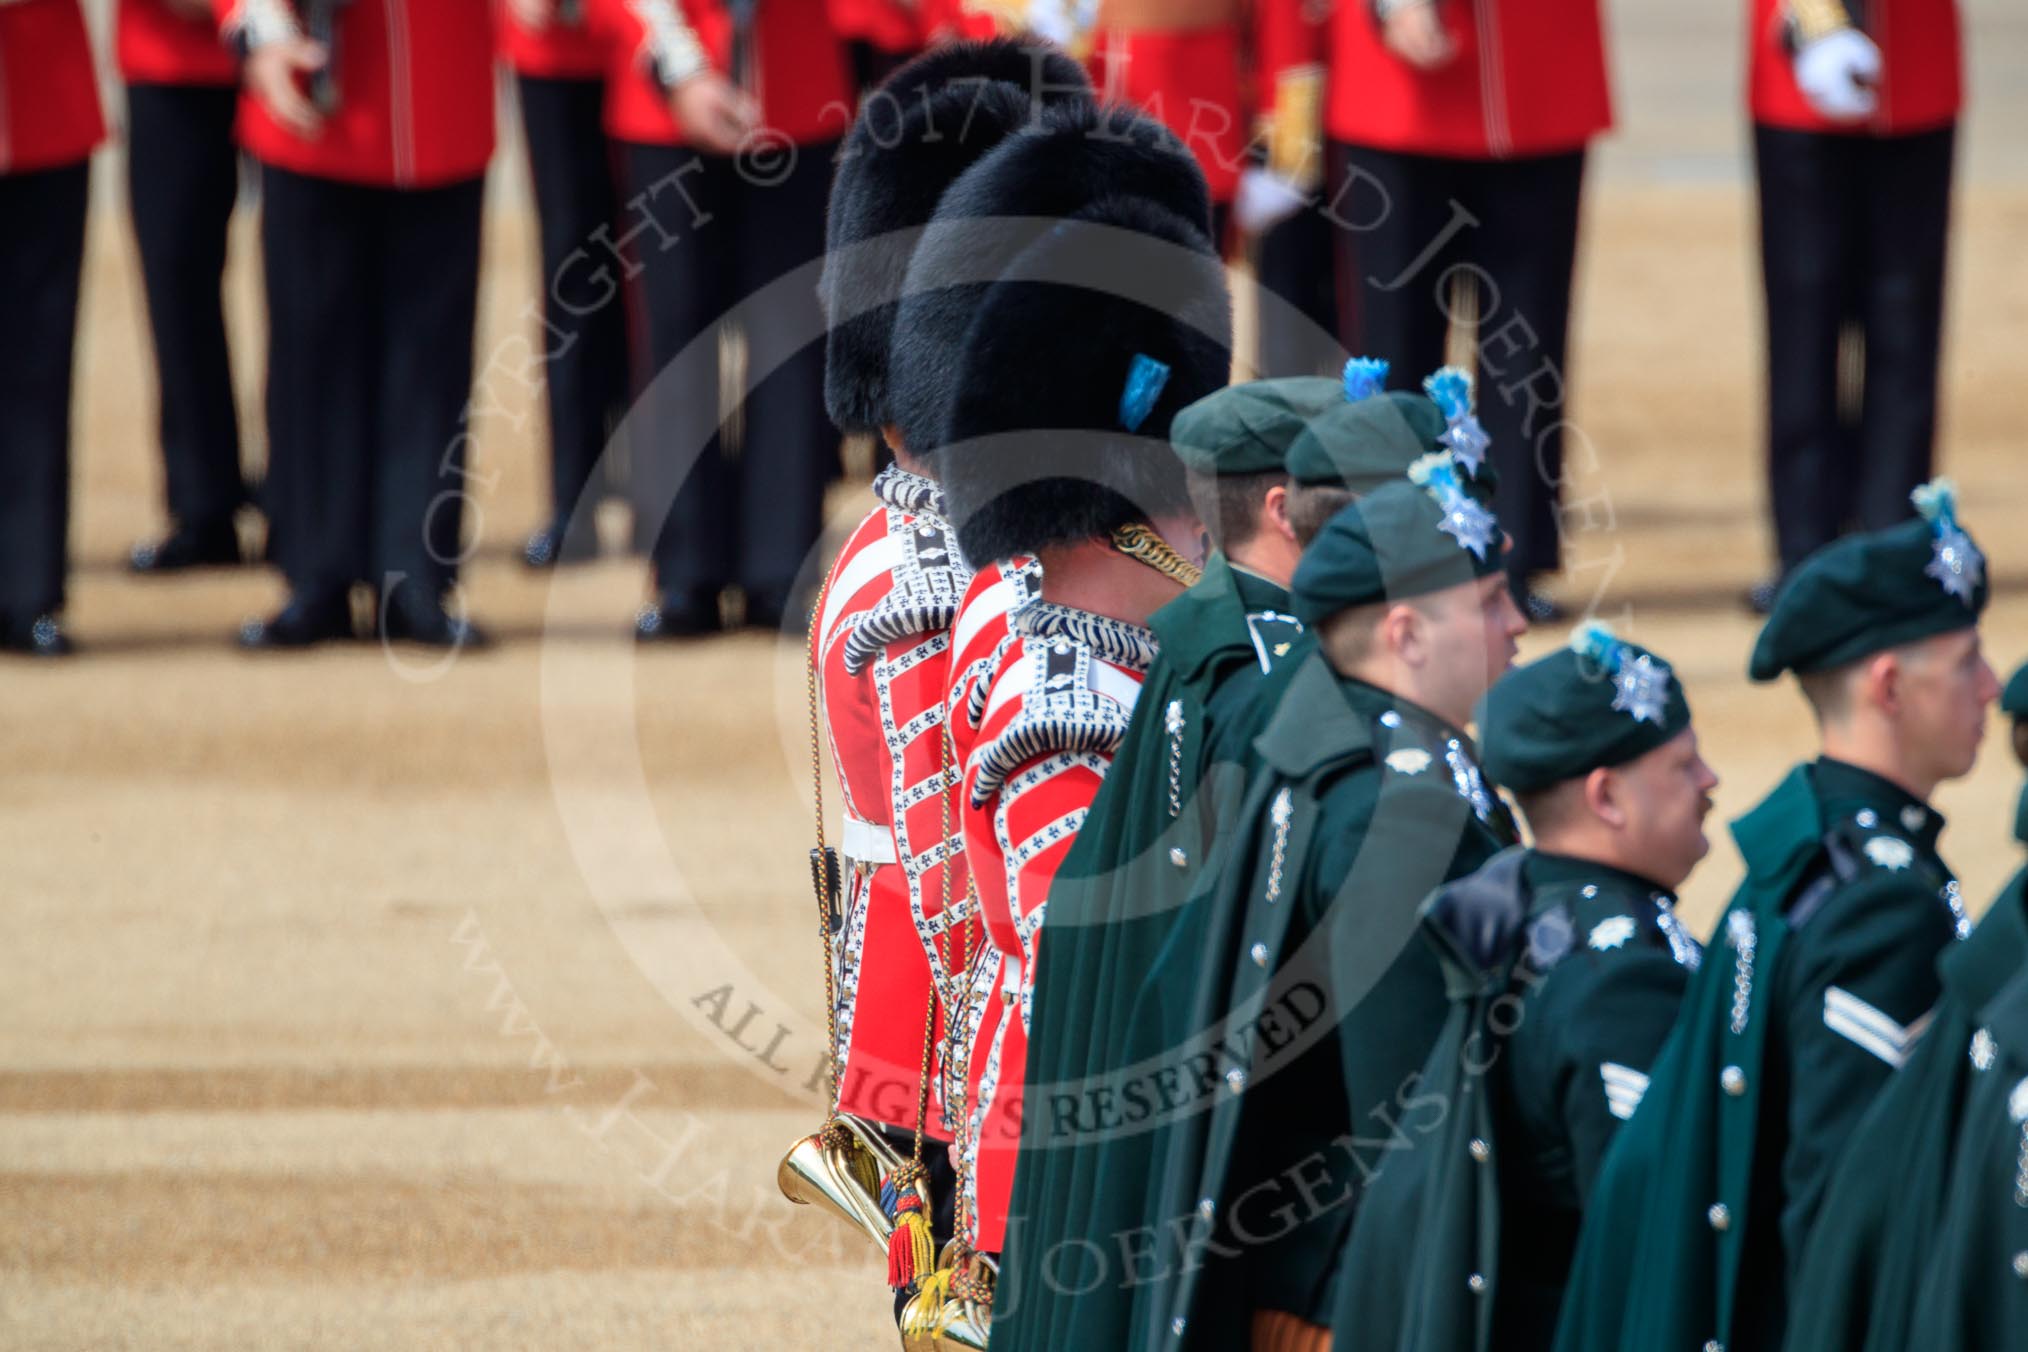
[0,0,106,176]
[216,0,497,187]
[591,0,854,147]
[957,597,1154,1253]
[817,467,978,1136]
[1088,23,1246,204]
[498,0,607,78]
[1747,0,1960,136]
[119,0,239,85]
[827,0,918,52]
[1272,0,1612,160]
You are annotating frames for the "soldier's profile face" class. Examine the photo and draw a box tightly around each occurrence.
[1412,574,1526,727]
[1610,727,1719,891]
[1894,628,1998,784]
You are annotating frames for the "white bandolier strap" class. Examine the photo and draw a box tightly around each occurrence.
[1823,986,1936,1068]
[1600,1062,1651,1121]
[840,812,899,867]
[225,0,304,49]
[627,0,710,88]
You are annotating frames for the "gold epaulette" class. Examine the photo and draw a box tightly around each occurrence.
[1263,64,1325,191]
[1788,0,1854,46]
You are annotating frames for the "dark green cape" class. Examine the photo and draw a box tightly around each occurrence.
[1905,963,2028,1350]
[1786,872,2028,1352]
[1122,660,1518,1348]
[1553,760,1962,1352]
[1335,850,1698,1352]
[990,555,1303,1349]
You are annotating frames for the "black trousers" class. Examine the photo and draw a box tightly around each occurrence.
[0,161,88,621]
[623,138,836,607]
[259,165,484,601]
[126,82,245,532]
[518,74,630,544]
[1328,141,1586,581]
[1755,122,1954,575]
[1253,200,1342,378]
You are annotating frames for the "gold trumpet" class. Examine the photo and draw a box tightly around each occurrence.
[776,1114,928,1251]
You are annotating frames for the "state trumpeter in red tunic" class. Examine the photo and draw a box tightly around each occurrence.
[956,596,1155,1254]
[818,465,980,1136]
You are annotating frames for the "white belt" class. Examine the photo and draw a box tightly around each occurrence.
[841,813,898,867]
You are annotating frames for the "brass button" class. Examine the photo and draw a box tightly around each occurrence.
[1225,1068,1246,1093]
[1721,1066,1747,1097]
[1466,1273,1486,1294]
[1197,1197,1215,1221]
[1468,1138,1491,1164]
[1250,943,1268,968]
[1169,847,1188,868]
[1708,1203,1731,1232]
[2014,1251,2028,1280]
[1172,1317,1187,1336]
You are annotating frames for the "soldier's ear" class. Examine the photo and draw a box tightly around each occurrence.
[1583,765,1627,831]
[1861,650,1903,717]
[1262,485,1297,546]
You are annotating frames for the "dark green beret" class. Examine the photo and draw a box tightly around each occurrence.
[1170,377,1343,477]
[1285,391,1438,490]
[1291,467,1506,625]
[1748,482,1988,682]
[2003,661,2028,718]
[1479,623,1693,793]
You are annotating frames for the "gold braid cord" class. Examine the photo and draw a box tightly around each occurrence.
[1111,522,1204,589]
[803,572,850,1139]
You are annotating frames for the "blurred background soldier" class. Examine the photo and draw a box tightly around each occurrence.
[227,0,496,648]
[501,0,634,569]
[1745,0,1962,612]
[1288,0,1612,621]
[606,0,852,640]
[119,0,255,576]
[0,0,104,657]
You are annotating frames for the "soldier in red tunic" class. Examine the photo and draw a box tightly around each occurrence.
[808,40,1087,1314]
[119,0,256,576]
[0,0,104,656]
[590,0,855,640]
[1745,0,1962,611]
[222,0,497,648]
[1272,0,1612,622]
[499,0,633,569]
[896,110,1233,1272]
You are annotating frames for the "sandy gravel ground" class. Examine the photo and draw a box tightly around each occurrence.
[8,9,2028,1345]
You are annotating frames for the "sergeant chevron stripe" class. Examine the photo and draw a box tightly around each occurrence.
[1600,1062,1651,1121]
[1823,986,1936,1068]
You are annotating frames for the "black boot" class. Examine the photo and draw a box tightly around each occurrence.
[130,518,243,574]
[238,590,355,649]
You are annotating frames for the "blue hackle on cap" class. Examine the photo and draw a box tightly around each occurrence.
[1569,620,1625,674]
[1911,477,1959,530]
[1407,450,1460,496]
[1342,356,1390,403]
[1423,366,1473,421]
[1118,353,1172,433]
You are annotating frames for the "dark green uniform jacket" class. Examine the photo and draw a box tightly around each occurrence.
[1120,655,1519,1350]
[1906,962,2028,1351]
[1333,849,1701,1352]
[991,555,1304,1351]
[1553,759,1965,1352]
[1787,871,2028,1352]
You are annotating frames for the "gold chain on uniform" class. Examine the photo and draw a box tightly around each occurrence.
[804,575,851,1145]
[1110,522,1203,589]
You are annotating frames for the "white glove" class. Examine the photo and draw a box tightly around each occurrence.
[1795,28,1882,123]
[1234,168,1310,237]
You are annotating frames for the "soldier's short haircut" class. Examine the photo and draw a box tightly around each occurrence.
[1797,665,1855,724]
[1316,602,1388,672]
[1187,469,1284,553]
[1513,779,1586,840]
[1287,482,1353,547]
